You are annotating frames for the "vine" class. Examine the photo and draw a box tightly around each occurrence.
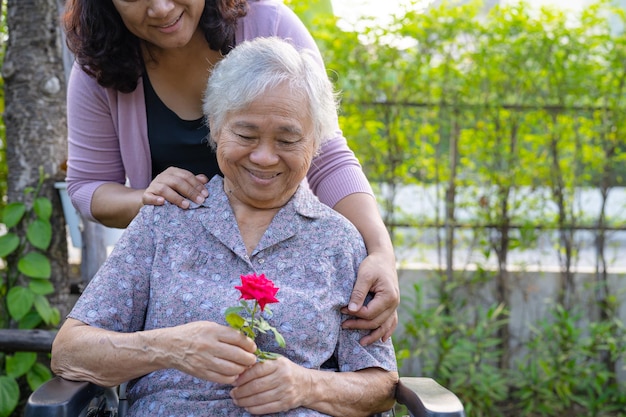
[0,169,59,417]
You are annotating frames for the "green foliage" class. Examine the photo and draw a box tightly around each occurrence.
[396,282,626,416]
[512,305,626,416]
[298,2,626,414]
[397,282,510,417]
[311,0,626,190]
[0,170,58,417]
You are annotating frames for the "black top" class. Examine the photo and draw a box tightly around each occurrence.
[143,72,221,179]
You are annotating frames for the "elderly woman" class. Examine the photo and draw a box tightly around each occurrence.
[51,37,398,416]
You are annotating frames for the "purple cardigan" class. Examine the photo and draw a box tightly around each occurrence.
[65,0,372,222]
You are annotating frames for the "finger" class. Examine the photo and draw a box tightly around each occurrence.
[341,315,383,331]
[347,276,373,313]
[360,312,398,346]
[143,188,190,209]
[240,399,289,416]
[341,301,395,331]
[169,171,208,203]
[356,325,386,347]
[231,370,293,413]
[343,292,390,322]
[193,366,246,385]
[141,192,166,206]
[380,312,398,341]
[152,168,208,204]
[218,330,258,354]
[233,360,274,387]
[195,173,210,184]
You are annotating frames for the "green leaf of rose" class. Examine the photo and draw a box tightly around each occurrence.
[256,351,282,361]
[271,327,286,348]
[225,312,245,330]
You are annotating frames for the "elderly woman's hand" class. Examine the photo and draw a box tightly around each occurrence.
[142,167,209,209]
[167,321,258,385]
[230,356,308,414]
[341,251,399,346]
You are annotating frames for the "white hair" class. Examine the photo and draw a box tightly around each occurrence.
[203,36,339,150]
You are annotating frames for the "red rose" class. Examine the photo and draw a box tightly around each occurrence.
[235,273,279,311]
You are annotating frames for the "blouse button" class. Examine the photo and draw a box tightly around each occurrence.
[258,258,265,264]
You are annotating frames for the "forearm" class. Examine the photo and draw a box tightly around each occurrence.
[333,193,394,258]
[51,319,171,387]
[91,183,144,228]
[305,368,398,417]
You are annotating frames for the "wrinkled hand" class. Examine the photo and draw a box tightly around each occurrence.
[230,357,308,415]
[142,167,209,209]
[342,251,399,345]
[169,321,257,384]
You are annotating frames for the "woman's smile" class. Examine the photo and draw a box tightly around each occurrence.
[156,12,183,31]
[247,169,281,182]
[214,83,315,209]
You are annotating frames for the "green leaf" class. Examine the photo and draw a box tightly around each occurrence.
[272,327,286,348]
[18,311,43,329]
[49,307,61,326]
[240,326,255,339]
[225,312,246,330]
[27,362,52,391]
[0,376,19,417]
[2,202,26,228]
[0,233,19,258]
[33,197,53,221]
[6,351,37,378]
[29,278,55,295]
[256,318,272,333]
[18,252,51,279]
[224,306,244,316]
[7,286,34,320]
[27,219,52,250]
[34,295,57,325]
[256,351,282,361]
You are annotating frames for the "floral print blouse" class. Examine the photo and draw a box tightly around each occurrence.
[69,176,397,417]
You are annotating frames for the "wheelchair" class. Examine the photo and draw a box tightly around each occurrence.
[24,375,465,417]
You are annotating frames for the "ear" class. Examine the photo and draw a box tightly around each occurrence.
[208,117,220,147]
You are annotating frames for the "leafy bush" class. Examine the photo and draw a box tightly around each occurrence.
[396,282,510,417]
[396,282,626,416]
[513,305,626,417]
[0,171,59,417]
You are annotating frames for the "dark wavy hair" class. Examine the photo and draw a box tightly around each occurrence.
[63,0,249,93]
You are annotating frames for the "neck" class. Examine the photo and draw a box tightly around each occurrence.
[225,186,282,255]
[142,28,215,68]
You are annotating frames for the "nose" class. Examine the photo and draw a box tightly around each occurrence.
[249,140,280,166]
[147,0,175,18]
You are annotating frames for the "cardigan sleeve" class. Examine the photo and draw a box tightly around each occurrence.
[65,62,127,221]
[65,63,152,222]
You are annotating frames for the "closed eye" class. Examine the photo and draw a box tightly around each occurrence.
[237,134,255,140]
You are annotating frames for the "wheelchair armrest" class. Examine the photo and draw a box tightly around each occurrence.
[396,377,465,417]
[24,376,112,417]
